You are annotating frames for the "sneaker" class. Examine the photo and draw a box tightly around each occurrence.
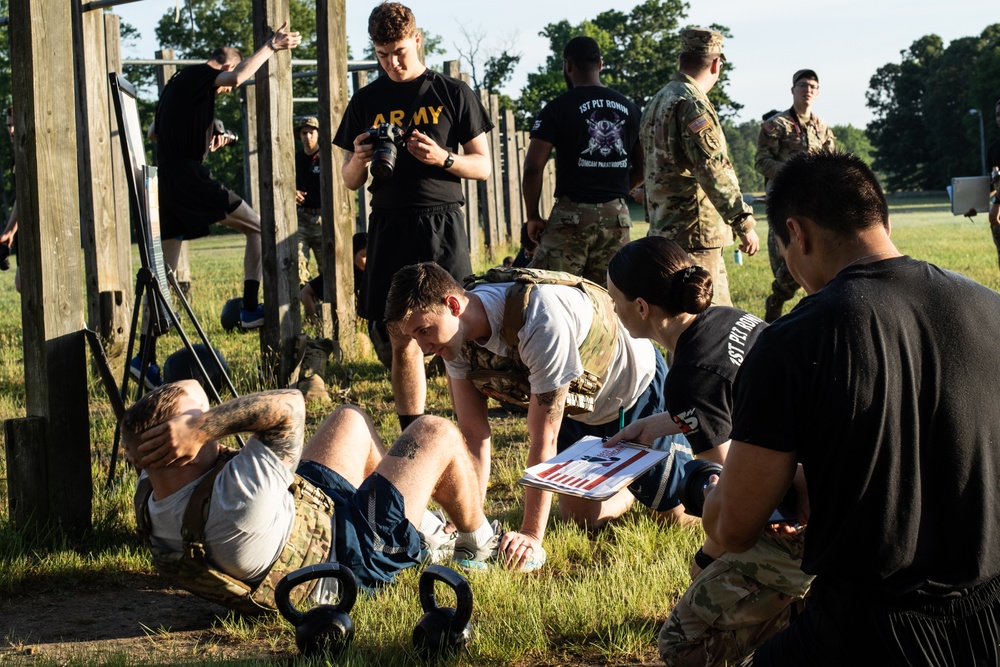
[419,510,457,563]
[452,522,547,572]
[239,304,265,330]
[129,355,162,390]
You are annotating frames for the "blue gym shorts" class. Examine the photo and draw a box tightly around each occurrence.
[296,461,421,592]
[556,350,693,511]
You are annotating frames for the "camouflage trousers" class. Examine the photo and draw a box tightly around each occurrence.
[767,225,800,303]
[297,207,324,285]
[528,196,631,286]
[658,532,812,667]
[685,247,732,307]
[990,223,1000,271]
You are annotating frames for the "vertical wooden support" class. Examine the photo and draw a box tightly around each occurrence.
[316,0,357,356]
[502,109,523,238]
[74,3,130,359]
[242,85,261,211]
[487,93,507,246]
[350,70,371,233]
[105,13,133,322]
[253,0,300,385]
[477,89,498,255]
[445,61,481,266]
[9,0,92,537]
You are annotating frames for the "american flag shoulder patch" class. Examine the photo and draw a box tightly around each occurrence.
[687,115,710,134]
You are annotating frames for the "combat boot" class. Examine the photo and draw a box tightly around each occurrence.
[764,294,784,323]
[295,336,337,403]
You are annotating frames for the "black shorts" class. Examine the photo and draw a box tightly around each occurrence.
[361,204,472,322]
[157,160,242,240]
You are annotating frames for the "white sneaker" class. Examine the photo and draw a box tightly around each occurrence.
[418,509,457,563]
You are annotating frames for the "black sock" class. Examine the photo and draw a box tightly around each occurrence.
[243,280,260,310]
[399,414,423,430]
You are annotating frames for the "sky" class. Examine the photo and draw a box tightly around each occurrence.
[112,0,998,129]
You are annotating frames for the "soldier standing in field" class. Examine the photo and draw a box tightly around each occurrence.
[640,26,759,307]
[755,69,835,322]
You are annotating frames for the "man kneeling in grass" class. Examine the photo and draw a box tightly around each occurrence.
[122,382,499,607]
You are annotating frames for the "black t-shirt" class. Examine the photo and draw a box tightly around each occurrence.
[529,85,640,203]
[988,138,1000,173]
[154,63,220,164]
[666,307,766,454]
[732,256,1000,595]
[333,70,493,210]
[295,149,322,208]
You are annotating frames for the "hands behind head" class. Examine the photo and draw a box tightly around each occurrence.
[135,413,206,470]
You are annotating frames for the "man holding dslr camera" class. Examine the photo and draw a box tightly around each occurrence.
[334,1,493,432]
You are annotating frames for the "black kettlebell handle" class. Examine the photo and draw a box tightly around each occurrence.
[275,562,358,625]
[420,564,473,630]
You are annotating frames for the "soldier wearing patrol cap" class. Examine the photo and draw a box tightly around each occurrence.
[639,26,759,307]
[755,69,836,322]
[295,115,324,285]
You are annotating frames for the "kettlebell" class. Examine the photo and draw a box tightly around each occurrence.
[412,564,474,659]
[275,562,358,657]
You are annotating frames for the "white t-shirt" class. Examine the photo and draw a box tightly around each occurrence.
[146,439,295,582]
[445,283,656,425]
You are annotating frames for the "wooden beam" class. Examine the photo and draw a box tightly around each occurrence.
[105,14,133,336]
[350,69,371,233]
[316,0,357,356]
[477,89,498,256]
[502,108,523,243]
[252,0,300,385]
[9,0,92,538]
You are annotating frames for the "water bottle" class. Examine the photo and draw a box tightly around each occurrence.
[733,249,743,266]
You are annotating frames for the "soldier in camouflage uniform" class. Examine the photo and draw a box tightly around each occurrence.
[122,381,498,595]
[640,26,759,307]
[295,116,325,285]
[524,36,643,286]
[755,70,836,321]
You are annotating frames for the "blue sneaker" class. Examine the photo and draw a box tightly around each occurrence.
[129,355,162,390]
[239,304,265,330]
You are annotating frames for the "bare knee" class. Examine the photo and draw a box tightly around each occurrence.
[403,415,462,452]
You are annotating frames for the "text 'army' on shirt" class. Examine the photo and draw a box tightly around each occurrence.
[369,106,445,128]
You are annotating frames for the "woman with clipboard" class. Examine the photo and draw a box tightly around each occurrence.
[604,236,810,667]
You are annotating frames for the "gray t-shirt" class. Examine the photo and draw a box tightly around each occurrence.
[445,283,656,425]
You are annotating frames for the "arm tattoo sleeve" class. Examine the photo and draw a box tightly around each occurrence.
[535,386,567,425]
[197,390,305,466]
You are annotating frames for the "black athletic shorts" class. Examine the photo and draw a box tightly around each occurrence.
[361,203,472,322]
[157,159,242,240]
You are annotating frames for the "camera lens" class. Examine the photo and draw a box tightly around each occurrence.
[370,140,398,180]
[677,459,723,517]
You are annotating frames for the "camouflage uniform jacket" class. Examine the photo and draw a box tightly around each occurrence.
[641,72,755,249]
[755,108,835,191]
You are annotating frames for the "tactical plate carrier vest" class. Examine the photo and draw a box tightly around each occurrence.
[461,267,619,415]
[134,449,335,614]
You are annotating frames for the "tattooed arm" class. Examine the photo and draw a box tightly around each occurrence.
[137,390,306,470]
[497,384,568,569]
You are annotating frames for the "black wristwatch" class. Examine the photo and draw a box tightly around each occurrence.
[442,152,455,169]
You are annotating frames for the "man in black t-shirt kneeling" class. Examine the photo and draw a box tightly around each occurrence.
[334,2,493,432]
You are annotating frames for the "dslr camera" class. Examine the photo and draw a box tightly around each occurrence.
[212,119,239,146]
[362,123,408,180]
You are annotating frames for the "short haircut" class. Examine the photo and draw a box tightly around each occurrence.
[368,2,416,45]
[564,36,601,70]
[210,46,242,66]
[121,383,187,453]
[384,262,463,325]
[766,151,889,247]
[678,52,719,73]
[608,237,712,316]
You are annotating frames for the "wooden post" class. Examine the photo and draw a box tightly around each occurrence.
[8,0,92,537]
[104,14,133,333]
[242,85,261,211]
[154,48,191,295]
[444,61,481,266]
[487,93,507,246]
[350,69,371,233]
[477,89,498,256]
[73,3,130,359]
[316,0,357,356]
[502,108,523,242]
[252,0,300,386]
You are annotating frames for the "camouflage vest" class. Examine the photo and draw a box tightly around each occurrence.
[461,267,619,415]
[134,449,335,615]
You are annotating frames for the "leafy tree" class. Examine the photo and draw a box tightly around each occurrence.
[832,124,874,166]
[722,119,763,194]
[516,2,739,129]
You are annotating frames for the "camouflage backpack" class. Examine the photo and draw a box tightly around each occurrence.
[461,267,619,415]
[134,449,335,615]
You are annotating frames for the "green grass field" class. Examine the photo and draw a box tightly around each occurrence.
[0,195,995,665]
